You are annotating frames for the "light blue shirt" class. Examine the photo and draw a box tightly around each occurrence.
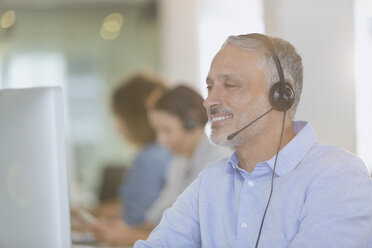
[134,121,372,247]
[119,143,171,226]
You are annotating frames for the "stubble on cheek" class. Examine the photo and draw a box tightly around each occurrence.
[209,95,268,147]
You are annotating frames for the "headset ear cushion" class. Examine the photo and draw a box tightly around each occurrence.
[269,82,295,112]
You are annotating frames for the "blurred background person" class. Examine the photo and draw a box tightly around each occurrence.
[145,85,231,226]
[99,73,172,226]
[92,85,231,246]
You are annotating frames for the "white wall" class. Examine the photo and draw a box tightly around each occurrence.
[197,0,264,96]
[157,0,200,90]
[158,0,265,93]
[264,0,356,153]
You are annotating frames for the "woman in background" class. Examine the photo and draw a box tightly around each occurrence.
[109,73,171,226]
[93,85,231,246]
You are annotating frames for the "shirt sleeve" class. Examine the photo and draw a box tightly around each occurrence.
[289,157,372,248]
[134,173,202,248]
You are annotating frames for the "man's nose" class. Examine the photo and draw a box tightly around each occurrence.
[203,88,222,110]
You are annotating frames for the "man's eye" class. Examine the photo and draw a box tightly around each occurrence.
[207,86,212,91]
[225,84,237,88]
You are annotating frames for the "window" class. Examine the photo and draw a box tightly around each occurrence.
[354,0,372,173]
[6,53,65,89]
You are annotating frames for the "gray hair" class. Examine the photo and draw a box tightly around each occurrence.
[225,34,303,119]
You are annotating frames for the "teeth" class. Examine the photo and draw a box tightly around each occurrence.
[211,115,232,122]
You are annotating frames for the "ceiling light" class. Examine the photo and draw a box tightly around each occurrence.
[1,10,16,29]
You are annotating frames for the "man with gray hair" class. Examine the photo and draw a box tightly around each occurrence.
[134,33,372,247]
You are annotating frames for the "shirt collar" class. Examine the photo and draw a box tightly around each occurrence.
[226,152,239,173]
[226,121,317,176]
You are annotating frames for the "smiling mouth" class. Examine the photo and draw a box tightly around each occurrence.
[210,114,233,126]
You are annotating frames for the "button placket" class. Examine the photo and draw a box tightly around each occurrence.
[236,177,255,235]
[247,180,254,187]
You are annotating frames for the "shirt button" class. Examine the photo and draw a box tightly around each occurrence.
[247,181,254,187]
[241,222,247,228]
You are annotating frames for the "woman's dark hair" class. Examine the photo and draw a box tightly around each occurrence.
[112,73,167,145]
[153,85,208,130]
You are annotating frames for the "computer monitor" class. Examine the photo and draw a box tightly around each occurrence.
[0,87,71,248]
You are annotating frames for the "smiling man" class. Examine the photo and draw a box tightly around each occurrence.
[134,34,372,248]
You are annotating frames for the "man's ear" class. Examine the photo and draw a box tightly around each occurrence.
[285,80,294,89]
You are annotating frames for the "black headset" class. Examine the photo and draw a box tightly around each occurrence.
[182,115,197,131]
[178,99,198,131]
[247,33,295,112]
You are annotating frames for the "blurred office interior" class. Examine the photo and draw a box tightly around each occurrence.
[0,0,371,207]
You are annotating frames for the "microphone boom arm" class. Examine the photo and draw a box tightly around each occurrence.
[227,107,274,140]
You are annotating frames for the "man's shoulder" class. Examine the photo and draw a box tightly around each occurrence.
[309,143,366,170]
[300,142,370,183]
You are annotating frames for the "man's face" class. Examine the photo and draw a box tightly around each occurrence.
[203,43,273,147]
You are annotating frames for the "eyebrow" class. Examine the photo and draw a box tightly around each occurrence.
[206,74,244,83]
[220,74,245,84]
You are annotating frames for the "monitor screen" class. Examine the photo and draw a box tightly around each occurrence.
[0,87,71,248]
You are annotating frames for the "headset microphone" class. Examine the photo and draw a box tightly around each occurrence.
[227,108,274,140]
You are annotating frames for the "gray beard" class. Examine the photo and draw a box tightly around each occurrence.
[210,128,238,147]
